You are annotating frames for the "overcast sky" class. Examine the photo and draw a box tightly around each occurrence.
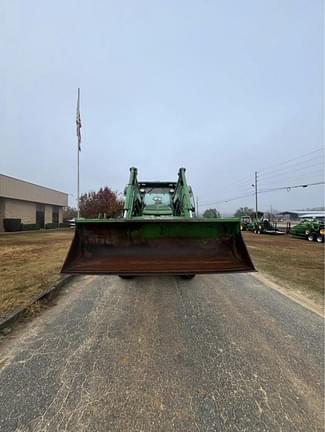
[1,0,324,214]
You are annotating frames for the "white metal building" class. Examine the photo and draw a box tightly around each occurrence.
[0,174,68,231]
[277,210,325,221]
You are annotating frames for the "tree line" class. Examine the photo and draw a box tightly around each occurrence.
[202,206,259,218]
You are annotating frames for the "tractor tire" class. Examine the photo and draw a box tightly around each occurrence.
[118,275,135,279]
[316,234,324,243]
[307,233,315,242]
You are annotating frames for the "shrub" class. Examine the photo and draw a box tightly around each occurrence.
[3,218,21,232]
[45,223,58,229]
[59,221,71,228]
[21,223,40,231]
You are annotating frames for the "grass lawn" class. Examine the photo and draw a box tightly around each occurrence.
[243,231,324,307]
[0,228,323,318]
[0,230,73,317]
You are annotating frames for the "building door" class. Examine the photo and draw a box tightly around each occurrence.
[52,206,59,227]
[36,204,45,228]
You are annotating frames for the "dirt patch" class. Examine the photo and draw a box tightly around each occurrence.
[0,230,73,317]
[243,231,324,313]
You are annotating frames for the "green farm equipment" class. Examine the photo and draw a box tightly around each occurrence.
[61,167,254,276]
[290,219,325,243]
[240,216,252,231]
[246,218,284,235]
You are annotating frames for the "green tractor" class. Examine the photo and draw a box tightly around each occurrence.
[240,216,251,231]
[61,168,254,276]
[290,219,325,243]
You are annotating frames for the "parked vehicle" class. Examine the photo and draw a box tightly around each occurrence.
[245,218,284,235]
[66,218,76,228]
[290,219,325,243]
[240,216,251,231]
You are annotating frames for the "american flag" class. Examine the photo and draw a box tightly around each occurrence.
[76,88,82,151]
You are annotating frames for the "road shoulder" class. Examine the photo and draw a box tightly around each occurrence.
[252,272,323,317]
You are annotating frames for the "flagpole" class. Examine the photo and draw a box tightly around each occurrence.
[76,88,81,219]
[77,139,80,218]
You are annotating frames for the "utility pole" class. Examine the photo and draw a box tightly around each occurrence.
[255,171,258,220]
[196,195,199,217]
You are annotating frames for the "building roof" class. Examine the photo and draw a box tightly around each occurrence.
[0,174,68,207]
[277,210,325,216]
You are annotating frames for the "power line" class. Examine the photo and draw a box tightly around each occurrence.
[207,179,256,200]
[258,160,324,180]
[258,169,324,186]
[215,149,324,195]
[217,186,256,196]
[259,181,325,193]
[200,192,255,206]
[212,148,324,195]
[259,178,324,191]
[259,166,324,179]
[258,147,324,175]
[199,147,324,207]
[220,174,254,190]
[199,181,324,207]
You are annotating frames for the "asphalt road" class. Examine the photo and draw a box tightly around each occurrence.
[0,274,323,432]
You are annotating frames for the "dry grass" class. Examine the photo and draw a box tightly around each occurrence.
[0,230,73,317]
[0,228,323,318]
[243,231,324,305]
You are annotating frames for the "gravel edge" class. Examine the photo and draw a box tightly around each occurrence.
[0,275,75,332]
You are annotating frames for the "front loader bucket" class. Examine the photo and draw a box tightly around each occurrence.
[61,218,255,275]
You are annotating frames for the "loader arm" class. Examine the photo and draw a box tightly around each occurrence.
[172,168,195,218]
[123,167,142,218]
